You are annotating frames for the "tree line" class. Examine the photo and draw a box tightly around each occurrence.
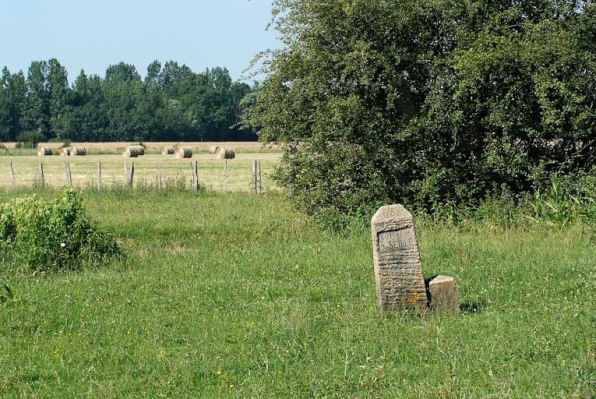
[0,59,258,145]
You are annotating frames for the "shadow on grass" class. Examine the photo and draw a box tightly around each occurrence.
[459,301,487,314]
[425,275,488,315]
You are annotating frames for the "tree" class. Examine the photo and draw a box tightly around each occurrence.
[1,69,27,141]
[145,60,162,87]
[0,71,10,141]
[47,58,70,140]
[246,0,596,217]
[65,71,108,141]
[22,61,50,143]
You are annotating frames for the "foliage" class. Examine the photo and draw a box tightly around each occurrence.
[0,188,121,272]
[247,0,596,219]
[15,130,44,148]
[526,176,596,226]
[0,59,259,143]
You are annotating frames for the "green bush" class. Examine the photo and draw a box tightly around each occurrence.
[16,130,45,149]
[248,1,596,220]
[0,188,121,272]
[526,176,596,227]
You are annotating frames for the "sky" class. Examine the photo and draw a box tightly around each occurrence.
[0,0,280,82]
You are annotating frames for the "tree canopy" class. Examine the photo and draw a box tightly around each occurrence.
[247,0,596,216]
[0,60,257,144]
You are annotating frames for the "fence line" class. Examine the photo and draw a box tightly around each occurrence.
[2,159,272,194]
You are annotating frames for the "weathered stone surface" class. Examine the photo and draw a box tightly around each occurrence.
[371,205,428,311]
[428,275,459,314]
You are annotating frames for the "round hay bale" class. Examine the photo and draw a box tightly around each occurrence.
[209,145,221,154]
[162,147,175,155]
[37,147,53,156]
[72,147,87,156]
[216,147,236,160]
[123,147,139,158]
[61,148,71,156]
[176,147,193,159]
[130,145,145,156]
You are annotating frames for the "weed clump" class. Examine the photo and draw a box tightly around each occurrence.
[0,188,121,272]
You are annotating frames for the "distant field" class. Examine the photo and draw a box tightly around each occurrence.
[0,141,280,154]
[0,150,282,193]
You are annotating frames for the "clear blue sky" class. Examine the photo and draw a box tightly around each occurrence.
[0,0,279,82]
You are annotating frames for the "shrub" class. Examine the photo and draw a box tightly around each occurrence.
[0,188,121,272]
[526,176,596,227]
[247,1,596,220]
[16,130,45,149]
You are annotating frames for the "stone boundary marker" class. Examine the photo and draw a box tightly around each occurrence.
[428,275,459,314]
[372,204,459,313]
[371,205,429,311]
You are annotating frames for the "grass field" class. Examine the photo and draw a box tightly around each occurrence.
[0,152,281,193]
[0,189,594,398]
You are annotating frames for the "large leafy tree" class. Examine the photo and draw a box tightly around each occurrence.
[246,0,596,215]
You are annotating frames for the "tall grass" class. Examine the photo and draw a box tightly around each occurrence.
[0,189,593,397]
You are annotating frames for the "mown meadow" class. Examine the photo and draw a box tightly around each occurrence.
[0,188,594,398]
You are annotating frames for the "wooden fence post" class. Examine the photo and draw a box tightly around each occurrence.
[9,161,15,188]
[39,163,45,188]
[64,162,72,187]
[129,162,135,187]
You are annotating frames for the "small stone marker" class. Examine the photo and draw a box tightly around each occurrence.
[428,275,459,314]
[371,205,428,311]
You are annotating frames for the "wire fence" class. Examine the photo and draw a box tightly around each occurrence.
[0,156,277,194]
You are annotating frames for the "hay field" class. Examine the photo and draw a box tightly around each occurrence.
[0,141,279,153]
[0,152,282,193]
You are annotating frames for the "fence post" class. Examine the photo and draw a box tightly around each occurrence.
[64,162,72,187]
[39,163,45,188]
[68,163,73,187]
[129,162,135,187]
[97,162,102,190]
[9,161,15,188]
